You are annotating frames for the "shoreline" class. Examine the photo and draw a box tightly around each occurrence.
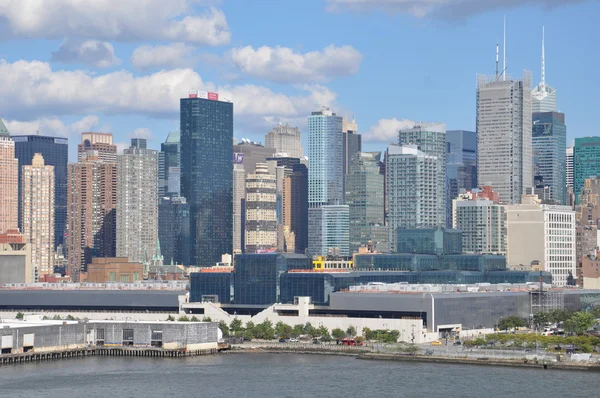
[226,346,600,372]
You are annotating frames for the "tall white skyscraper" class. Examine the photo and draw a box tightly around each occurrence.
[307,108,348,257]
[245,163,277,253]
[0,119,18,234]
[116,139,158,264]
[265,123,304,159]
[477,71,532,204]
[232,164,246,253]
[21,153,54,280]
[566,146,574,191]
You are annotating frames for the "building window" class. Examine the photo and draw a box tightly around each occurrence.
[122,329,134,346]
[109,272,116,282]
[151,330,163,347]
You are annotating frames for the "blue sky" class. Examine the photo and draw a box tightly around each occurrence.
[0,0,597,161]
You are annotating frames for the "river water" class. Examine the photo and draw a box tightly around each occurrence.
[0,353,597,397]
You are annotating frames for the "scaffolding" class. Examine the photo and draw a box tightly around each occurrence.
[529,289,564,315]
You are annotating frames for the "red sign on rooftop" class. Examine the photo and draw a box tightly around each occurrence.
[208,92,219,101]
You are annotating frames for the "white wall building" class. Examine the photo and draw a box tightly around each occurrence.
[506,194,575,286]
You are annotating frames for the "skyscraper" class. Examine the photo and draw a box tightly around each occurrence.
[446,130,477,224]
[308,108,344,206]
[477,71,532,204]
[566,146,574,191]
[21,153,54,280]
[345,152,388,253]
[453,196,506,255]
[532,112,567,204]
[398,123,447,225]
[158,131,180,198]
[158,196,190,265]
[78,132,117,163]
[232,164,246,253]
[13,135,68,248]
[531,28,557,113]
[116,139,158,264]
[342,117,362,195]
[385,144,443,252]
[67,150,117,281]
[573,137,600,203]
[265,123,304,159]
[0,119,18,234]
[245,163,277,253]
[307,205,349,257]
[308,108,347,257]
[180,91,233,266]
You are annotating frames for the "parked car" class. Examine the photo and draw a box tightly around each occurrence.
[289,338,299,343]
[453,341,462,346]
[279,338,289,343]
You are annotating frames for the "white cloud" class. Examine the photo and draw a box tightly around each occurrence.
[131,43,196,70]
[0,1,230,45]
[0,59,338,131]
[129,127,154,140]
[363,118,416,142]
[325,0,585,18]
[228,45,363,83]
[6,115,100,137]
[51,40,120,68]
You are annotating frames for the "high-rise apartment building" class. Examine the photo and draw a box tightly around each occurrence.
[446,130,477,223]
[477,72,532,204]
[307,205,349,257]
[506,194,575,286]
[532,112,566,205]
[566,146,574,191]
[453,196,506,255]
[21,153,54,280]
[158,196,190,265]
[0,120,18,234]
[245,163,277,253]
[345,152,388,254]
[385,144,444,252]
[308,108,344,206]
[158,131,180,197]
[233,164,246,253]
[180,91,233,266]
[573,137,600,203]
[78,132,117,163]
[116,139,158,264]
[67,150,117,281]
[13,135,68,248]
[265,123,304,159]
[342,117,361,195]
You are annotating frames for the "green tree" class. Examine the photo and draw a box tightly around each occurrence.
[346,326,357,337]
[317,325,330,340]
[549,309,571,324]
[292,324,305,337]
[497,316,526,331]
[564,312,595,336]
[304,322,318,338]
[589,306,600,319]
[201,316,212,322]
[332,328,346,340]
[275,322,293,338]
[190,316,199,322]
[166,315,175,321]
[230,318,244,335]
[178,315,190,322]
[243,329,254,341]
[254,320,275,340]
[532,312,551,330]
[355,336,365,345]
[218,320,230,337]
[363,327,375,341]
[15,312,24,320]
[245,321,256,338]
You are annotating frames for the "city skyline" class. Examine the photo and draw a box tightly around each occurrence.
[0,1,597,161]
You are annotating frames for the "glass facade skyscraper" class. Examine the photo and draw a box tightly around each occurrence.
[308,108,343,206]
[158,131,180,198]
[345,152,388,253]
[574,137,600,204]
[308,205,349,257]
[446,130,476,224]
[13,135,68,247]
[532,112,567,205]
[158,196,191,265]
[180,93,233,266]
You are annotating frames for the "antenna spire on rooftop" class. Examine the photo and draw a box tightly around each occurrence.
[541,26,546,88]
[502,15,506,81]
